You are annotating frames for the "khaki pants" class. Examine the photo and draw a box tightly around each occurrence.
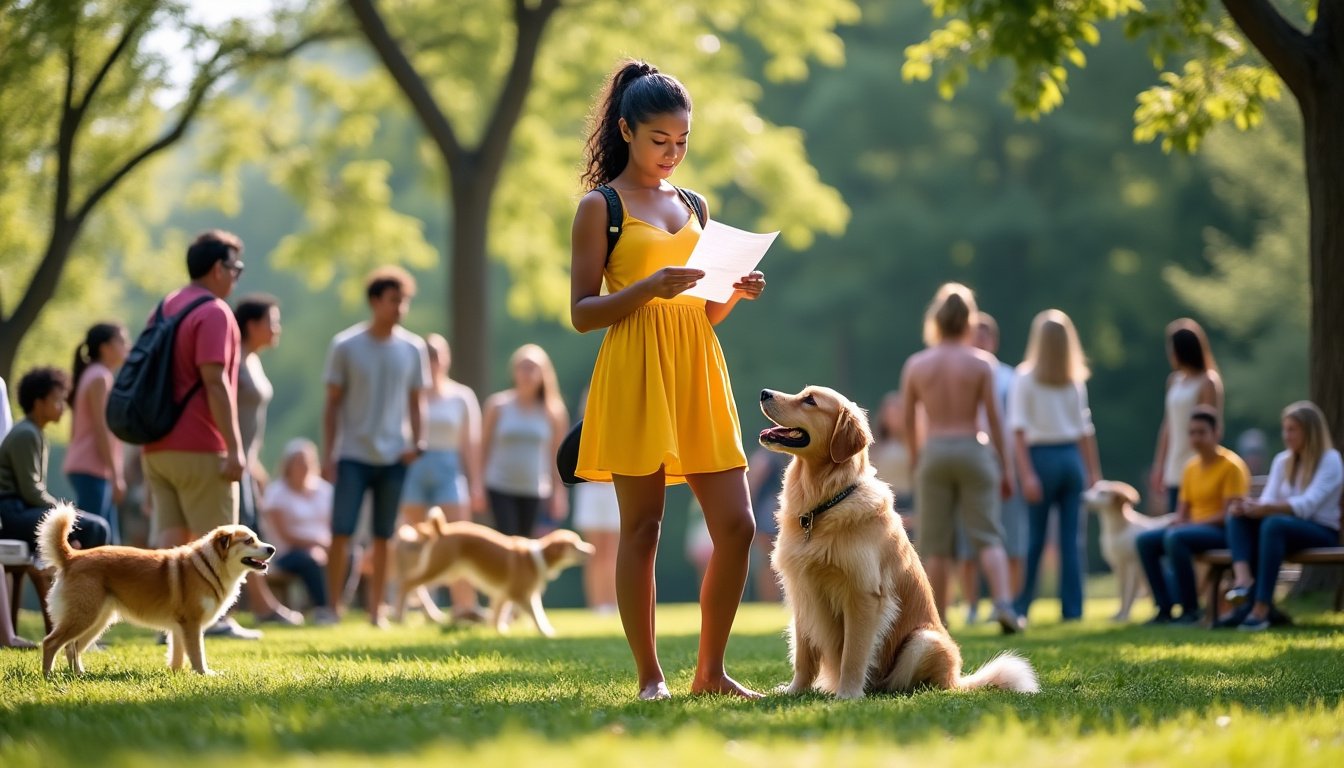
[143,450,238,542]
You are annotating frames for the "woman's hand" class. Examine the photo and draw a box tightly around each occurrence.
[639,267,705,300]
[112,475,127,506]
[550,491,569,522]
[1021,471,1043,504]
[733,271,766,300]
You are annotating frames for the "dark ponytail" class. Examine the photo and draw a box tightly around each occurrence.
[70,322,124,409]
[581,60,693,189]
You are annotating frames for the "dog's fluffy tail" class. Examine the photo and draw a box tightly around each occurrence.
[957,652,1039,694]
[36,503,77,571]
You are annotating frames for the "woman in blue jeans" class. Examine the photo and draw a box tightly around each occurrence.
[1009,310,1101,622]
[1224,401,1343,631]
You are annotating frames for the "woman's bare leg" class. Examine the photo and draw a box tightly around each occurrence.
[583,529,620,610]
[686,468,762,699]
[613,470,670,700]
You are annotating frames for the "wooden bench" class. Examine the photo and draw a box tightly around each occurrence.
[0,539,52,636]
[1198,547,1344,617]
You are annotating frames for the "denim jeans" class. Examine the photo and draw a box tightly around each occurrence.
[274,549,329,608]
[1136,523,1226,615]
[67,472,118,545]
[1015,443,1086,620]
[331,459,408,540]
[1227,514,1339,605]
[0,497,110,552]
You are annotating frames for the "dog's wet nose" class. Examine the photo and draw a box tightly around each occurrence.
[264,545,276,556]
[761,389,774,402]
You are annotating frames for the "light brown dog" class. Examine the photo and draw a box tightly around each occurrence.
[1083,480,1175,621]
[761,386,1039,699]
[37,503,274,677]
[392,511,594,636]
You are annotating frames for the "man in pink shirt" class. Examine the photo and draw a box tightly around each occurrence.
[142,230,246,554]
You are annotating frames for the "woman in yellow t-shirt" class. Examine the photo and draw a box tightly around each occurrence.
[570,60,766,700]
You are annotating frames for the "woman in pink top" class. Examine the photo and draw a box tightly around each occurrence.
[65,322,129,543]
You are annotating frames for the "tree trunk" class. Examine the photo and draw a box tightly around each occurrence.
[1295,72,1344,594]
[0,224,76,384]
[449,167,494,397]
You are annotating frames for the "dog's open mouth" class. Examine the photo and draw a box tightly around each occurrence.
[759,425,810,448]
[241,556,270,572]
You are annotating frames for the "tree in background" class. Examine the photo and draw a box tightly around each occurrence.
[322,0,854,394]
[905,0,1344,439]
[0,0,339,384]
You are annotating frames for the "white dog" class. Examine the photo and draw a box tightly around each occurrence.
[1083,481,1174,621]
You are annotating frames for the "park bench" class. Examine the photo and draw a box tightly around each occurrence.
[0,538,52,635]
[1194,482,1344,619]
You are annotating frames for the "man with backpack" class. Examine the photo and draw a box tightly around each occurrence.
[138,230,253,638]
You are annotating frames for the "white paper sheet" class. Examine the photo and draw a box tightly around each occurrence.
[681,220,779,303]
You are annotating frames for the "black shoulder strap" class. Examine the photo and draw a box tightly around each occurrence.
[675,186,707,227]
[596,184,623,263]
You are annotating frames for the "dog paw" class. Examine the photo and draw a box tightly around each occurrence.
[776,682,805,696]
[834,688,865,701]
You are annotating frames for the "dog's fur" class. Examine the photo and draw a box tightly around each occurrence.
[37,503,274,677]
[1083,480,1175,621]
[761,386,1038,699]
[392,511,594,636]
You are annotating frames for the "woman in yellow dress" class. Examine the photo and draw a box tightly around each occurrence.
[570,60,766,700]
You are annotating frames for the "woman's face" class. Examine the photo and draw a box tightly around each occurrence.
[1282,416,1305,453]
[101,330,130,369]
[250,307,282,350]
[514,358,543,396]
[621,110,691,181]
[285,450,313,486]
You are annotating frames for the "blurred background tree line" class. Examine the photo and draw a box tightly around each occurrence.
[1,1,1311,603]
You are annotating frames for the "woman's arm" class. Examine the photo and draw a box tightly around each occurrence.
[480,393,501,491]
[461,386,486,514]
[570,191,702,333]
[85,375,125,501]
[548,404,570,520]
[1198,370,1224,414]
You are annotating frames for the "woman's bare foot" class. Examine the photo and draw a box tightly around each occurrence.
[2,636,37,649]
[637,681,672,701]
[690,673,763,699]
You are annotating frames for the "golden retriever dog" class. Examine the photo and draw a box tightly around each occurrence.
[1083,480,1175,621]
[760,386,1038,699]
[392,511,594,637]
[37,503,274,677]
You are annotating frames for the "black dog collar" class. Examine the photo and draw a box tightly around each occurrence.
[799,483,859,542]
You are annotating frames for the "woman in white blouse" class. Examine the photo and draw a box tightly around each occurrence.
[1009,310,1101,623]
[1224,401,1342,631]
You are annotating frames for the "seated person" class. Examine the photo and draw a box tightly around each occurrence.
[0,367,109,554]
[1136,406,1248,624]
[260,439,336,623]
[1224,401,1342,631]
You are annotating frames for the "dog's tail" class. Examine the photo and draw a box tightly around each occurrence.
[957,651,1039,694]
[36,503,78,571]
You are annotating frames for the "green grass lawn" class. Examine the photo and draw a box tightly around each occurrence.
[3,586,1344,767]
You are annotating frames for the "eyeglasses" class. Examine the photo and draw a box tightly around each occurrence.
[222,260,245,278]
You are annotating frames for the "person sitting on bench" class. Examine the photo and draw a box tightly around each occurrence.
[1224,401,1343,631]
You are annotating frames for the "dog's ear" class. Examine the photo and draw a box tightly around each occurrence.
[1114,482,1140,507]
[829,401,872,464]
[212,530,233,557]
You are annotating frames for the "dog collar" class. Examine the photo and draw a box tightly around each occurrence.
[799,483,859,542]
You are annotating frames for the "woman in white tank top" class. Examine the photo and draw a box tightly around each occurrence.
[1150,320,1222,513]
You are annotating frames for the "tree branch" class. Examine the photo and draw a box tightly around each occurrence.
[73,6,153,121]
[477,0,561,184]
[345,0,463,169]
[1221,0,1314,97]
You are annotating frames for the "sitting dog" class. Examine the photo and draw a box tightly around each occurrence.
[392,511,594,637]
[37,503,274,677]
[1083,480,1175,622]
[761,386,1038,699]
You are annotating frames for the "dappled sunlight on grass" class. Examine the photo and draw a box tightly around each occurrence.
[3,594,1344,766]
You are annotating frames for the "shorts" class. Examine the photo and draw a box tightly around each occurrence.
[142,450,238,540]
[572,482,621,532]
[331,458,408,540]
[915,436,1004,558]
[401,450,465,507]
[956,485,1027,559]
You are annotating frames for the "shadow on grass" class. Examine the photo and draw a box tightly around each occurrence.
[4,602,1343,761]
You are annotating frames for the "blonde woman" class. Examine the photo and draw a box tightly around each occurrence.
[1224,401,1343,631]
[482,344,569,537]
[901,283,1022,633]
[1009,309,1101,622]
[1150,319,1223,513]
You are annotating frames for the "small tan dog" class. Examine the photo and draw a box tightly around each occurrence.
[37,503,274,677]
[761,386,1038,699]
[1083,480,1175,621]
[392,510,594,636]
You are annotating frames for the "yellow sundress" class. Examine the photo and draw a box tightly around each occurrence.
[576,191,747,485]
